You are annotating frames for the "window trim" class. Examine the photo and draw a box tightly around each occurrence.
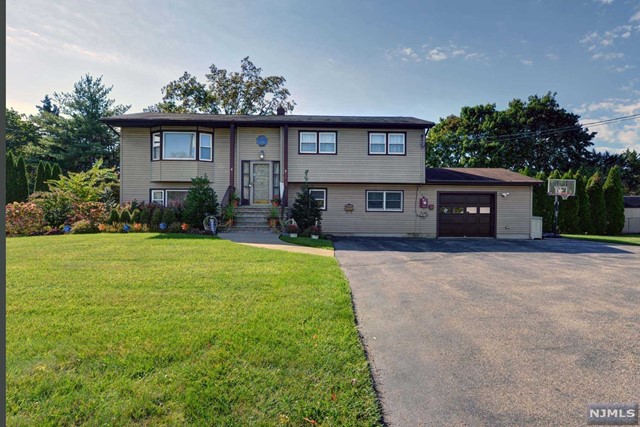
[163,131,197,160]
[365,190,404,212]
[149,189,189,207]
[199,132,213,162]
[367,131,407,156]
[298,130,338,155]
[150,128,215,161]
[151,189,165,205]
[152,132,161,161]
[309,188,328,211]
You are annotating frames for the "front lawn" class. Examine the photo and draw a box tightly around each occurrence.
[562,233,640,246]
[280,235,334,250]
[6,233,380,426]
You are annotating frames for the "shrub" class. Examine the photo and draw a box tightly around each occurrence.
[139,208,151,225]
[131,209,141,224]
[182,176,218,227]
[181,223,190,232]
[119,209,132,224]
[107,208,120,225]
[70,219,99,234]
[310,225,321,235]
[151,207,164,229]
[558,170,580,234]
[286,223,299,234]
[575,171,591,234]
[291,171,322,231]
[29,190,73,228]
[68,202,107,225]
[603,166,625,235]
[133,223,143,232]
[167,222,182,233]
[6,202,45,236]
[587,172,607,235]
[161,208,177,225]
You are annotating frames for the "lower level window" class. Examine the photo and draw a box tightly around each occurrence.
[309,188,327,210]
[151,190,188,207]
[366,191,403,211]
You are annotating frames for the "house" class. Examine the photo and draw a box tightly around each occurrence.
[623,196,640,233]
[102,112,542,238]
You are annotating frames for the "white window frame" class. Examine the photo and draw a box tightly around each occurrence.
[151,190,165,205]
[366,190,403,212]
[199,133,213,161]
[166,190,189,207]
[387,133,406,155]
[309,188,327,211]
[299,132,318,154]
[318,132,337,154]
[162,131,196,160]
[152,133,161,160]
[369,133,387,155]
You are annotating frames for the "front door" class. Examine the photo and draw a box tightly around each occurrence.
[252,163,270,204]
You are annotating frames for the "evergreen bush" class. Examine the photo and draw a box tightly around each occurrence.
[119,209,132,224]
[558,170,580,233]
[182,176,218,228]
[151,207,164,229]
[131,209,141,224]
[107,208,120,225]
[291,171,322,231]
[603,166,625,235]
[574,171,591,234]
[34,161,48,193]
[15,155,30,202]
[161,208,177,225]
[6,152,18,203]
[587,172,607,235]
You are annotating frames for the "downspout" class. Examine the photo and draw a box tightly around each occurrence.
[283,124,289,207]
[229,122,236,189]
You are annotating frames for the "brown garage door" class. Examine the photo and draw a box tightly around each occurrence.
[438,193,496,237]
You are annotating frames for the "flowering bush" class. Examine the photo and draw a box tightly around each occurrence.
[70,219,99,234]
[286,223,299,234]
[68,202,107,225]
[310,225,321,235]
[181,223,190,232]
[29,190,73,228]
[98,223,107,232]
[133,223,143,232]
[6,202,45,236]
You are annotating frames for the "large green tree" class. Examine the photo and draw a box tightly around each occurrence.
[426,92,595,172]
[147,57,296,115]
[603,166,625,235]
[15,155,30,202]
[6,152,18,203]
[586,172,607,235]
[5,108,42,165]
[558,170,580,233]
[574,171,591,234]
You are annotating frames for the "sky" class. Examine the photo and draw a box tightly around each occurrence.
[6,0,640,153]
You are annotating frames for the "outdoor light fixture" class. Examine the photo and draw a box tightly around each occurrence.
[259,150,265,160]
[501,192,510,198]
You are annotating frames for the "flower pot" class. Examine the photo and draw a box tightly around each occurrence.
[231,200,239,207]
[271,201,280,207]
[311,235,319,239]
[289,233,298,238]
[268,218,278,227]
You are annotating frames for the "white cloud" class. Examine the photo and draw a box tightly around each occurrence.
[399,47,420,62]
[592,51,624,60]
[520,59,534,66]
[607,64,636,72]
[546,53,559,60]
[631,10,640,22]
[577,98,640,152]
[426,48,448,62]
[595,0,614,4]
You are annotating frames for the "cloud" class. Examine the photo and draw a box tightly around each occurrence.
[520,59,534,66]
[594,0,614,4]
[546,53,559,60]
[426,48,448,62]
[607,64,636,72]
[631,10,640,22]
[398,47,420,62]
[577,98,640,152]
[592,51,624,60]
[388,42,487,64]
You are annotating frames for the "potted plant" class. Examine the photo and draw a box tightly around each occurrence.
[310,225,321,239]
[286,223,299,238]
[223,204,236,227]
[271,196,281,207]
[267,206,279,228]
[229,193,240,207]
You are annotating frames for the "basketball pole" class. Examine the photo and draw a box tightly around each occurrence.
[553,194,559,238]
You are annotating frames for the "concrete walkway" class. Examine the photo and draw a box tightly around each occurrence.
[219,231,334,257]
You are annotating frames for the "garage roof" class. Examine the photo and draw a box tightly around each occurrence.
[624,196,640,208]
[425,168,542,186]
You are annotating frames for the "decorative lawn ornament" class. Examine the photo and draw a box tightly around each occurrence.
[63,224,72,234]
[159,222,167,231]
[122,224,131,232]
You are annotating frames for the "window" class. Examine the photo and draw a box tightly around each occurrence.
[366,191,403,212]
[151,190,164,205]
[369,133,386,154]
[163,132,196,160]
[318,132,336,154]
[368,132,406,155]
[300,132,317,153]
[272,161,281,199]
[166,190,188,207]
[299,131,337,154]
[309,188,327,210]
[199,133,212,161]
[388,133,405,154]
[479,207,491,214]
[152,133,161,160]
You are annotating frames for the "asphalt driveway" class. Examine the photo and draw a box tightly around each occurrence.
[335,237,640,426]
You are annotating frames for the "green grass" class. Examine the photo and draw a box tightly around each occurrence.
[279,235,334,250]
[7,233,380,426]
[562,233,640,246]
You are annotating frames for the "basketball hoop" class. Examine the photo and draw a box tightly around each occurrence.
[547,178,577,237]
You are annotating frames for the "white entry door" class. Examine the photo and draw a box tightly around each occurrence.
[252,163,271,204]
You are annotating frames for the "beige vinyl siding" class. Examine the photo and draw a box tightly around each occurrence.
[288,128,425,184]
[623,207,640,233]
[236,127,281,183]
[287,183,533,238]
[120,127,229,204]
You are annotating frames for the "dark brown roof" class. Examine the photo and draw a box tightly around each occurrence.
[425,168,542,186]
[102,112,434,129]
[624,196,640,208]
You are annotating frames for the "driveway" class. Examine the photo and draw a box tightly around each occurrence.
[335,238,640,426]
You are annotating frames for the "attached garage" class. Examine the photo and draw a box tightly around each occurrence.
[438,192,496,237]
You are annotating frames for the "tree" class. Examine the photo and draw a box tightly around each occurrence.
[147,57,296,115]
[33,161,49,193]
[5,108,42,165]
[50,163,63,181]
[291,171,322,231]
[587,172,607,235]
[182,176,219,228]
[15,155,30,202]
[574,171,591,234]
[6,152,18,203]
[546,170,562,233]
[47,159,119,202]
[558,170,580,233]
[532,171,554,232]
[37,95,60,116]
[426,92,595,172]
[36,74,130,171]
[603,166,625,235]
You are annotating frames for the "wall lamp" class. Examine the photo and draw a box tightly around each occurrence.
[259,150,265,160]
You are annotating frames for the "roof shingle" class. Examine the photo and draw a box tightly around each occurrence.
[425,168,542,185]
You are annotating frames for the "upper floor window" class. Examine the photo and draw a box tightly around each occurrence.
[368,132,406,155]
[164,132,196,160]
[199,133,212,161]
[152,131,213,161]
[299,131,337,154]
